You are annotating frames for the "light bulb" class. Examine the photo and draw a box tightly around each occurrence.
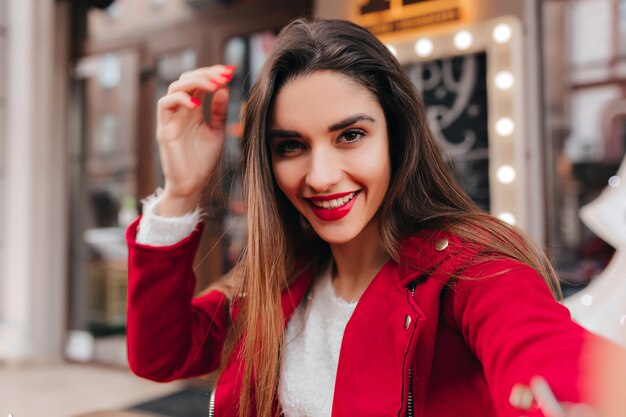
[453,30,474,51]
[497,165,516,184]
[494,71,514,90]
[581,295,593,306]
[495,117,515,136]
[492,23,513,44]
[414,38,434,57]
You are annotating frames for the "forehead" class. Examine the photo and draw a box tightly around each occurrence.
[269,71,383,129]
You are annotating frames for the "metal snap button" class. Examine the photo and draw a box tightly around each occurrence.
[435,238,449,251]
[404,315,412,330]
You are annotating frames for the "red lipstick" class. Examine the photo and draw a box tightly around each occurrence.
[306,191,360,221]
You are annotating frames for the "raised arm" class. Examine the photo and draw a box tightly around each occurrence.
[125,65,236,382]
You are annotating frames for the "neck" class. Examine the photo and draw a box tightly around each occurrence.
[329,220,390,302]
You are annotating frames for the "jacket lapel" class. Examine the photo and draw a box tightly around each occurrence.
[399,231,480,416]
[332,260,423,416]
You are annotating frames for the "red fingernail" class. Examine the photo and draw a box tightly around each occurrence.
[210,79,223,87]
[224,64,237,70]
[220,73,234,82]
[190,97,201,106]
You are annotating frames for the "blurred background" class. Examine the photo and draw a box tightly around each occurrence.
[0,0,625,416]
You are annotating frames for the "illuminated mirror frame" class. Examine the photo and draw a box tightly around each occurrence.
[381,16,525,228]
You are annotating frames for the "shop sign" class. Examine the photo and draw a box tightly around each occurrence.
[353,0,462,35]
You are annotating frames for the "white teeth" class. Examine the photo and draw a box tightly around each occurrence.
[311,192,356,209]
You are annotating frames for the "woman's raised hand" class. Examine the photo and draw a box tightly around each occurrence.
[156,65,236,216]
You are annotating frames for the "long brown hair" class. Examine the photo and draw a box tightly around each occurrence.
[224,18,562,417]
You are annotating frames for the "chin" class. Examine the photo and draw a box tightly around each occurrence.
[308,225,360,246]
[317,235,354,245]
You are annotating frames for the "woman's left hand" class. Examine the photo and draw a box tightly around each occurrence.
[529,376,598,417]
[510,376,599,417]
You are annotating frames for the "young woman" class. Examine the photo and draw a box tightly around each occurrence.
[126,18,620,417]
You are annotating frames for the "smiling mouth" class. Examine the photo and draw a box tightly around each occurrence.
[305,191,361,222]
[309,192,357,209]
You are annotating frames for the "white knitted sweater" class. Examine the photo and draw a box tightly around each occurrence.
[279,266,356,417]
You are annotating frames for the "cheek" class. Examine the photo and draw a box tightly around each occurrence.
[374,139,391,189]
[350,142,391,193]
[272,161,301,203]
[367,161,391,200]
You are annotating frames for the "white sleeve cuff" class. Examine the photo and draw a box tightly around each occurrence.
[136,188,202,246]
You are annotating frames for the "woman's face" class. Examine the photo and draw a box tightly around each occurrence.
[269,71,391,246]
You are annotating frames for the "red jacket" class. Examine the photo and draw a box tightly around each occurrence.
[126,217,596,417]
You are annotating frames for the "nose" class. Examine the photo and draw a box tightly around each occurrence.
[305,146,342,193]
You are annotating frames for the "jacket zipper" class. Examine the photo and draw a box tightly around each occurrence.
[407,281,417,417]
[407,367,414,417]
[208,389,216,417]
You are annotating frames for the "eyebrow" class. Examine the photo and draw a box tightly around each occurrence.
[328,114,376,132]
[268,113,376,140]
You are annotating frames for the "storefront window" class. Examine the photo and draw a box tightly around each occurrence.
[405,52,491,210]
[543,0,626,345]
[382,17,528,232]
[544,0,625,289]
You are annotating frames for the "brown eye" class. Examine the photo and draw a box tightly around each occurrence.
[276,140,305,155]
[339,129,366,144]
